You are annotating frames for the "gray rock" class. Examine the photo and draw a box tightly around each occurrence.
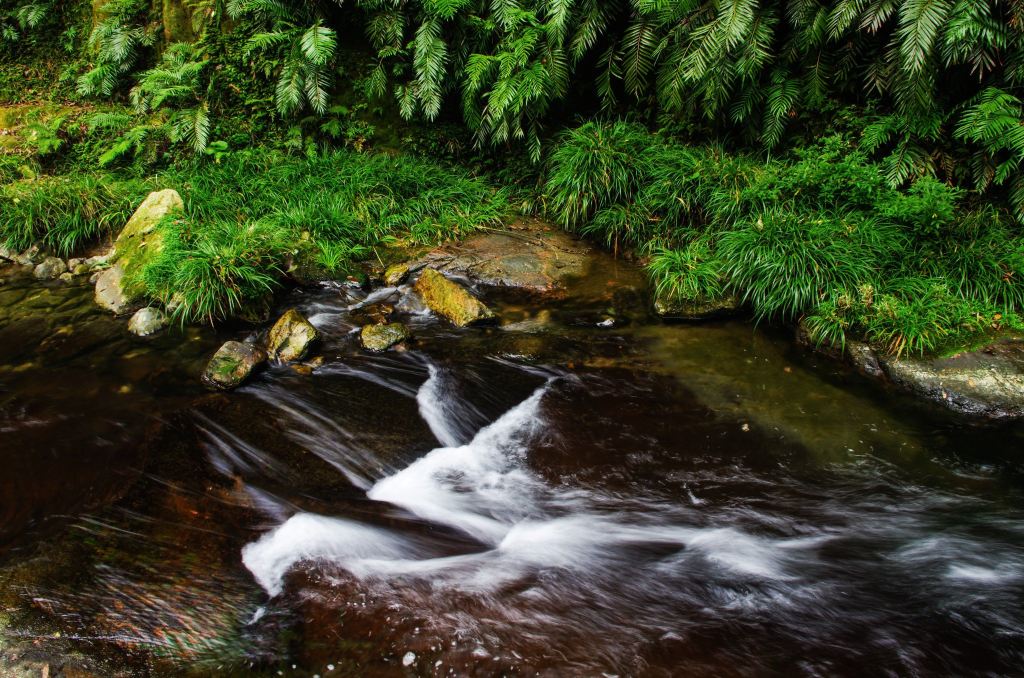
[128,307,169,336]
[14,245,41,266]
[94,264,136,315]
[878,341,1024,419]
[32,256,67,280]
[360,323,410,352]
[202,341,267,390]
[267,308,320,362]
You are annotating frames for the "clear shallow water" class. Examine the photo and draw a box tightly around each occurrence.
[2,263,1024,676]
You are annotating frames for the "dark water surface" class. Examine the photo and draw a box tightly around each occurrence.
[2,260,1024,677]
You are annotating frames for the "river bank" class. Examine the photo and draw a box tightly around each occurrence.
[3,230,1024,675]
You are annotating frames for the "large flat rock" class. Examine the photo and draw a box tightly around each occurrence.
[415,219,596,293]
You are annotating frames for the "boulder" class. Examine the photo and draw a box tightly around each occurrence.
[202,341,266,390]
[94,265,135,315]
[412,219,595,293]
[384,262,411,286]
[414,268,495,327]
[351,302,394,326]
[32,256,67,280]
[877,341,1024,419]
[360,323,410,352]
[128,307,169,337]
[654,290,742,321]
[94,189,183,313]
[267,308,319,362]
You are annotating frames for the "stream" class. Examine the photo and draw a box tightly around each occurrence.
[2,253,1024,677]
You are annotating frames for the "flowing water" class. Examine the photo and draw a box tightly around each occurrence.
[2,258,1024,677]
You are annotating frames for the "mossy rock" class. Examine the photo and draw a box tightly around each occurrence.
[267,308,319,363]
[414,268,496,327]
[107,189,183,303]
[360,323,410,352]
[202,341,267,390]
[384,262,411,286]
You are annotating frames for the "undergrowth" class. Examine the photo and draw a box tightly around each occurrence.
[547,122,1024,357]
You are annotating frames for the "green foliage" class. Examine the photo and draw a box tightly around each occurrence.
[77,0,153,97]
[0,174,150,254]
[120,148,510,322]
[125,215,288,324]
[228,0,337,116]
[648,238,724,303]
[0,1,52,45]
[551,120,1024,356]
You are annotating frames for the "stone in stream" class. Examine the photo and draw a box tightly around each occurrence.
[360,322,410,352]
[414,268,496,327]
[798,318,1024,419]
[128,307,169,337]
[93,189,183,313]
[94,264,135,315]
[267,308,319,362]
[32,256,67,280]
[383,262,411,286]
[202,341,267,390]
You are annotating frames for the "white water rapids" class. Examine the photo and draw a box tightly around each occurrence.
[242,366,828,597]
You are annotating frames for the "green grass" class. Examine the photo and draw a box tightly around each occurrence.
[128,148,510,323]
[547,121,1024,357]
[0,173,150,255]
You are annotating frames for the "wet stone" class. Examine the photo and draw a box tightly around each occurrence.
[202,341,267,390]
[414,268,496,327]
[360,323,410,352]
[267,308,320,363]
[128,307,169,337]
[384,262,410,287]
[32,257,67,280]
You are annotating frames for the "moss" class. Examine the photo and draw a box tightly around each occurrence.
[414,268,496,327]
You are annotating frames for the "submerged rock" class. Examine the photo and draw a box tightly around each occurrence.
[414,268,496,327]
[32,256,67,280]
[360,322,410,352]
[384,262,411,287]
[654,291,742,320]
[202,341,266,390]
[128,307,169,337]
[267,308,319,362]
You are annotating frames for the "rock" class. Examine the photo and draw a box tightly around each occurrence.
[351,302,394,326]
[202,341,266,390]
[0,244,15,261]
[360,323,410,352]
[72,263,91,276]
[877,341,1024,419]
[14,244,41,266]
[84,252,111,269]
[91,190,183,313]
[802,327,1024,419]
[128,307,169,336]
[94,265,135,315]
[32,256,67,280]
[67,257,84,269]
[58,272,74,283]
[412,219,595,293]
[384,262,411,287]
[267,308,319,362]
[654,291,742,320]
[414,268,496,327]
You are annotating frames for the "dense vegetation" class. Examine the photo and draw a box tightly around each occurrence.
[1,0,1022,354]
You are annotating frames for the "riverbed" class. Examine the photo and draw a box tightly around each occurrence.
[2,254,1024,677]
